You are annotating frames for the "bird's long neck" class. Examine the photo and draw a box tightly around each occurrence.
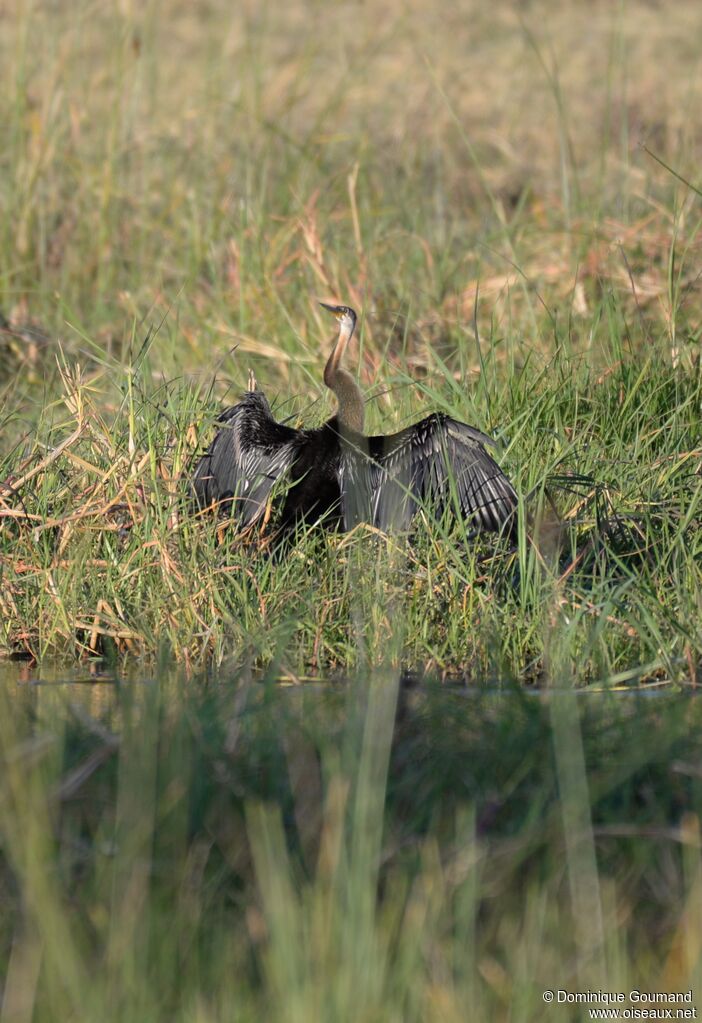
[323,320,364,433]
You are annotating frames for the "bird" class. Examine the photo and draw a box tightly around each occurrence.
[191,303,518,537]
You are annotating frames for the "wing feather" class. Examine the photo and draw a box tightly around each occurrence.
[339,413,517,534]
[191,392,299,525]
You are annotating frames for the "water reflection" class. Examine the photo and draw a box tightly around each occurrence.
[1,659,701,1018]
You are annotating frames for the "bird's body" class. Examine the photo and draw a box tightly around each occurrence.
[194,391,346,530]
[192,305,518,537]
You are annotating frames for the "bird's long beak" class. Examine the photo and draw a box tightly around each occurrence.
[319,301,339,314]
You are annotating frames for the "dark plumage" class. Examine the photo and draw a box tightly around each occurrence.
[192,392,345,531]
[192,304,518,537]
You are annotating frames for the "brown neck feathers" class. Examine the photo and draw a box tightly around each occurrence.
[323,317,364,433]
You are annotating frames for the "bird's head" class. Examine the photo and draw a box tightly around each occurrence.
[319,302,357,335]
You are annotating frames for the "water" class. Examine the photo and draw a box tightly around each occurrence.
[1,660,701,1020]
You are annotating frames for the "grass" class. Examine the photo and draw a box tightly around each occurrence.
[2,662,702,1022]
[1,0,702,682]
[1,325,700,681]
[2,6,702,1016]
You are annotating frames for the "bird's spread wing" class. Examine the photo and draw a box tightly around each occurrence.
[339,413,517,534]
[191,392,299,526]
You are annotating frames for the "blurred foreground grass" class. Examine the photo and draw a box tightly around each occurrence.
[1,0,702,677]
[2,662,702,1021]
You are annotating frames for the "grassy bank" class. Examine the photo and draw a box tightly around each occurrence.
[1,0,702,678]
[1,325,701,681]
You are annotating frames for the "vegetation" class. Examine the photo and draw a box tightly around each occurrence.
[2,333,702,682]
[2,4,702,1019]
[2,662,702,1022]
[1,0,702,680]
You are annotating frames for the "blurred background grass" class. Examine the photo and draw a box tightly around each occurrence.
[2,0,702,395]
